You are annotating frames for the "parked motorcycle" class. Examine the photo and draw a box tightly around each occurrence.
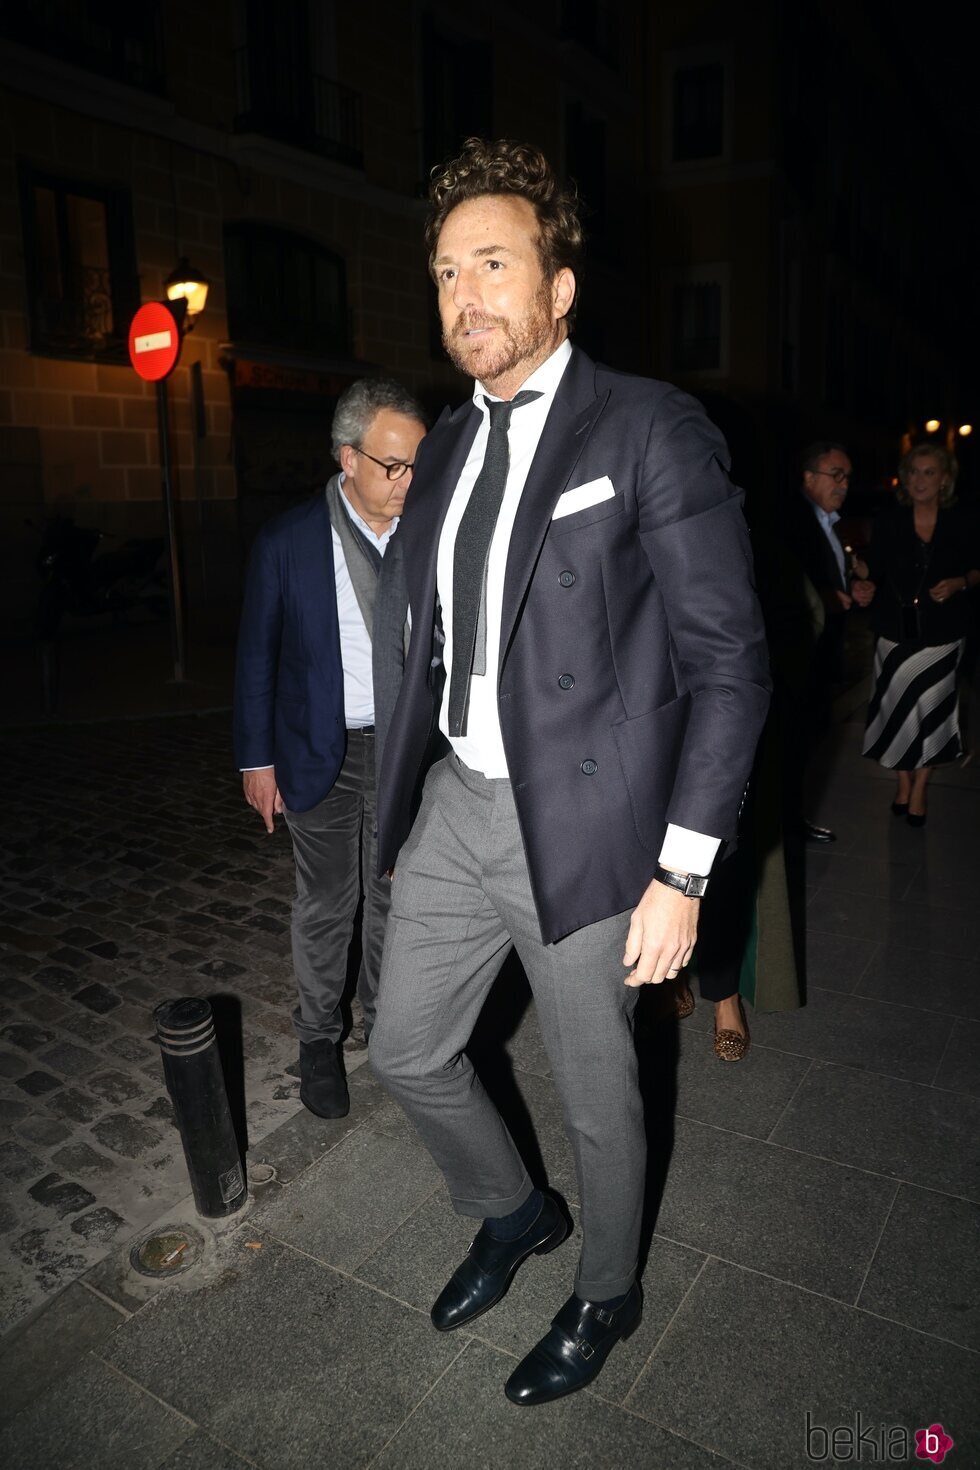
[33,516,169,640]
[31,516,170,714]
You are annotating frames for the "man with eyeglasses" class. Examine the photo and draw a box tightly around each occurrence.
[234,377,426,1117]
[784,440,855,841]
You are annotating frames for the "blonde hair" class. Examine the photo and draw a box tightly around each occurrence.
[896,445,958,506]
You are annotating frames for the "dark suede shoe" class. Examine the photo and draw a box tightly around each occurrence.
[504,1284,642,1405]
[430,1194,568,1332]
[298,1039,350,1119]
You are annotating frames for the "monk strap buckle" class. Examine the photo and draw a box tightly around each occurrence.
[576,1338,595,1359]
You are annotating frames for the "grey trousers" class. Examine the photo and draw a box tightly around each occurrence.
[283,730,389,1046]
[370,755,645,1300]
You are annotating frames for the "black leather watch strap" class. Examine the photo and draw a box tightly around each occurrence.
[654,864,709,898]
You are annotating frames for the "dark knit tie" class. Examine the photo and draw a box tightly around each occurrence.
[448,390,542,737]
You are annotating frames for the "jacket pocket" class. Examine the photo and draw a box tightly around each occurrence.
[611,694,691,854]
[548,497,626,534]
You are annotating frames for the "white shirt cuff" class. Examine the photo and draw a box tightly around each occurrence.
[240,766,274,772]
[658,824,721,876]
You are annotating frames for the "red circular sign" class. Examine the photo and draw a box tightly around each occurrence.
[128,302,182,381]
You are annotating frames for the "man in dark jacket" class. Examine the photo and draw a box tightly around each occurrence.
[234,378,425,1117]
[369,139,770,1405]
[782,440,854,841]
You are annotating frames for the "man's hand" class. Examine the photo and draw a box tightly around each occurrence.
[243,767,283,834]
[851,578,875,608]
[623,874,699,987]
[833,588,853,612]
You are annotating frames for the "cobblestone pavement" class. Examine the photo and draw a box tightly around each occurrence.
[0,712,365,1335]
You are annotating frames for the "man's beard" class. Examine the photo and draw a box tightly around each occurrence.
[443,282,555,385]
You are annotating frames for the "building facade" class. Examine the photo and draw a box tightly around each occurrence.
[647,0,972,508]
[0,0,651,629]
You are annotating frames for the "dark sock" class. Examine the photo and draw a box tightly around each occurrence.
[582,1290,628,1311]
[483,1189,544,1241]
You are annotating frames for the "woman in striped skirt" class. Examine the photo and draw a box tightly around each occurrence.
[851,445,979,825]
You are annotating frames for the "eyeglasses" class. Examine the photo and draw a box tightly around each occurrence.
[353,446,415,481]
[812,467,851,485]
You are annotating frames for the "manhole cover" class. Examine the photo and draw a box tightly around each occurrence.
[130,1225,204,1278]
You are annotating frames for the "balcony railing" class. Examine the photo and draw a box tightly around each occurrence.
[31,265,132,360]
[233,48,363,170]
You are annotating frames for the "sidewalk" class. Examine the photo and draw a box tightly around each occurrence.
[1,692,978,1466]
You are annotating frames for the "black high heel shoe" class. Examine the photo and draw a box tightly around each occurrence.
[891,801,908,816]
[907,810,927,828]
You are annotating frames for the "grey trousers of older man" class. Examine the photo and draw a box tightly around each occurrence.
[283,729,389,1046]
[370,754,645,1301]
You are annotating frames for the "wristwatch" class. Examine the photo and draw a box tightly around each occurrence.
[654,863,709,898]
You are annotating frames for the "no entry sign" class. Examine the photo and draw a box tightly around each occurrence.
[128,301,182,381]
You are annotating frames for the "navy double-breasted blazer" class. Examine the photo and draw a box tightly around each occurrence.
[376,347,772,943]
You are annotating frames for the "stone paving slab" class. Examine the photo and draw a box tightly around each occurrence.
[0,714,367,1334]
[626,1257,979,1470]
[1,699,978,1466]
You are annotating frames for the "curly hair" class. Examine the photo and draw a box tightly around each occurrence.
[425,138,583,327]
[896,444,958,506]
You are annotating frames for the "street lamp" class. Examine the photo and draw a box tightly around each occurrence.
[924,418,941,433]
[958,424,973,437]
[164,258,210,325]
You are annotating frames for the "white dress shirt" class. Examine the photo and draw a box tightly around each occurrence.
[242,478,395,770]
[436,339,720,877]
[333,478,397,728]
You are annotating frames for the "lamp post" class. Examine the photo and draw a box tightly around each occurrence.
[164,258,210,323]
[128,260,209,685]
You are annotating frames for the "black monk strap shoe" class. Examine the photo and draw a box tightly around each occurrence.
[298,1039,350,1119]
[430,1194,569,1332]
[504,1283,642,1406]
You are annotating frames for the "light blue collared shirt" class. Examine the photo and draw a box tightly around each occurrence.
[807,497,847,589]
[333,475,397,728]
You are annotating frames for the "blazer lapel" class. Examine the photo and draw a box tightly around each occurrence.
[498,348,609,667]
[401,400,480,621]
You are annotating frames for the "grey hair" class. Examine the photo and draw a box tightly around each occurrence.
[801,440,850,476]
[330,377,427,461]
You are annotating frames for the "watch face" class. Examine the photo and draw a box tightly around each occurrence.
[687,875,709,897]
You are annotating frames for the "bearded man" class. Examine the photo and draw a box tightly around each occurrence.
[369,139,770,1405]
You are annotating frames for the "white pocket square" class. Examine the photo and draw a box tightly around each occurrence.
[551,476,616,520]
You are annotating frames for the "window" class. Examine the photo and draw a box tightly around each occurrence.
[0,0,165,93]
[19,166,139,362]
[671,282,721,371]
[421,14,491,177]
[234,0,361,167]
[560,1,618,68]
[224,223,348,355]
[673,63,725,162]
[664,265,730,377]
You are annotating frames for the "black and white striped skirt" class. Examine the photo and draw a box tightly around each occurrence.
[862,638,964,770]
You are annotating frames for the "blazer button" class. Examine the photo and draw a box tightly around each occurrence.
[558,570,576,587]
[558,673,575,690]
[581,759,598,775]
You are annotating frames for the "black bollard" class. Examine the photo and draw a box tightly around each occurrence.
[154,997,247,1218]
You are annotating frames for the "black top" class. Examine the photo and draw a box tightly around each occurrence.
[864,499,979,644]
[781,493,847,596]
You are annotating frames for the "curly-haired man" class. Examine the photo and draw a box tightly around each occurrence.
[370,139,771,1404]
